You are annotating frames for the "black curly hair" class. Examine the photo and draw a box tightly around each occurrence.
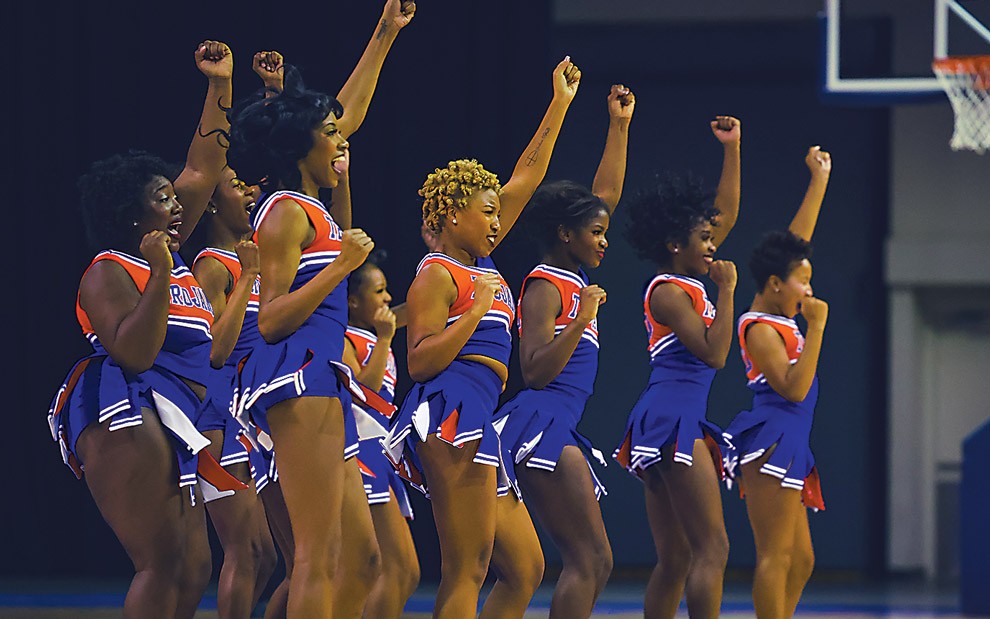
[749,230,813,290]
[226,64,343,194]
[523,180,609,251]
[77,150,175,253]
[347,249,388,297]
[624,172,719,267]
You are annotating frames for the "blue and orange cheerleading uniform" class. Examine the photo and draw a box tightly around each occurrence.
[193,247,276,493]
[722,311,824,510]
[614,273,726,477]
[48,250,245,499]
[346,326,413,518]
[381,252,518,497]
[493,264,607,498]
[230,191,393,460]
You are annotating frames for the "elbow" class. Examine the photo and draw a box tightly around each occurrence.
[408,366,433,384]
[703,354,727,370]
[118,355,156,376]
[781,387,810,403]
[210,352,227,370]
[521,367,550,390]
[257,315,284,345]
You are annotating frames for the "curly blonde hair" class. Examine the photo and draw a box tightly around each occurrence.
[420,159,502,233]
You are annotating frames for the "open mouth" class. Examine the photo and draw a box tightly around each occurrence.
[596,250,605,260]
[703,254,714,264]
[486,234,497,247]
[331,155,349,175]
[245,200,256,213]
[167,219,182,240]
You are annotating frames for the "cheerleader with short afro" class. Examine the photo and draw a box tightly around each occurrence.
[420,159,502,234]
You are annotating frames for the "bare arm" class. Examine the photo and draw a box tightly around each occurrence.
[328,153,352,229]
[346,308,396,391]
[744,297,827,402]
[495,58,581,247]
[650,262,736,369]
[175,41,234,245]
[519,279,606,390]
[79,232,174,374]
[406,266,498,383]
[335,0,415,138]
[195,243,260,368]
[591,84,635,212]
[256,200,372,343]
[789,146,832,242]
[710,116,741,248]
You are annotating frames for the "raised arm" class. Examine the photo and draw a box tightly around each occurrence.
[788,146,832,242]
[709,116,741,248]
[406,266,498,382]
[518,279,606,390]
[745,297,828,402]
[494,58,581,247]
[253,50,285,95]
[591,84,635,212]
[194,242,260,368]
[651,261,737,369]
[256,201,373,343]
[328,151,352,229]
[335,0,416,138]
[174,41,234,244]
[78,233,174,374]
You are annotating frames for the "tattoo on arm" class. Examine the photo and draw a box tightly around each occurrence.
[376,18,389,40]
[525,128,551,166]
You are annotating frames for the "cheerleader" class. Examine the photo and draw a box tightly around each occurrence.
[48,42,233,618]
[613,117,741,619]
[492,83,634,618]
[381,58,581,619]
[341,251,419,618]
[224,4,414,616]
[191,164,278,618]
[722,147,831,619]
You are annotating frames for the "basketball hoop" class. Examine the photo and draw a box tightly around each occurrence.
[933,55,990,153]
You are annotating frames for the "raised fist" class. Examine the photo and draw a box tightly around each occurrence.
[338,229,374,273]
[234,240,260,275]
[576,284,607,324]
[607,84,635,121]
[800,295,828,326]
[140,231,174,273]
[710,116,741,144]
[553,56,581,102]
[709,259,737,290]
[195,40,233,80]
[372,305,397,340]
[805,146,832,181]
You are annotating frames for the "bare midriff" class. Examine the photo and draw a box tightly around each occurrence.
[457,354,508,386]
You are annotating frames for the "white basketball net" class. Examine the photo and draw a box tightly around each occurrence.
[933,56,990,153]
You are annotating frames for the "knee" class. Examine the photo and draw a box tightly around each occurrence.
[694,527,729,569]
[346,540,383,589]
[515,545,545,593]
[182,539,213,591]
[399,550,421,599]
[756,549,793,575]
[255,533,278,582]
[791,545,815,581]
[569,540,613,588]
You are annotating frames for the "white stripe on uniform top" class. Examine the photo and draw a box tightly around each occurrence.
[533,264,586,288]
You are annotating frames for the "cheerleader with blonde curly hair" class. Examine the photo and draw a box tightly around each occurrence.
[382,57,581,618]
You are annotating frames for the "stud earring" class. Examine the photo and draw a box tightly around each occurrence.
[452,218,457,225]
[774,288,780,293]
[564,238,569,243]
[673,248,679,253]
[209,207,217,215]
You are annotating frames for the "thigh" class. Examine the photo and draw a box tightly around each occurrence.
[260,481,294,571]
[265,396,345,550]
[517,446,608,557]
[652,439,726,545]
[418,436,497,566]
[77,408,199,566]
[642,464,690,557]
[740,451,803,555]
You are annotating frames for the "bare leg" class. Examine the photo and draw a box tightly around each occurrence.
[365,489,420,619]
[480,493,545,619]
[642,465,691,619]
[76,407,211,619]
[643,439,729,619]
[784,506,814,616]
[201,429,277,619]
[332,457,382,618]
[417,436,497,619]
[259,482,293,619]
[516,446,612,619]
[741,449,808,619]
[265,396,346,618]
